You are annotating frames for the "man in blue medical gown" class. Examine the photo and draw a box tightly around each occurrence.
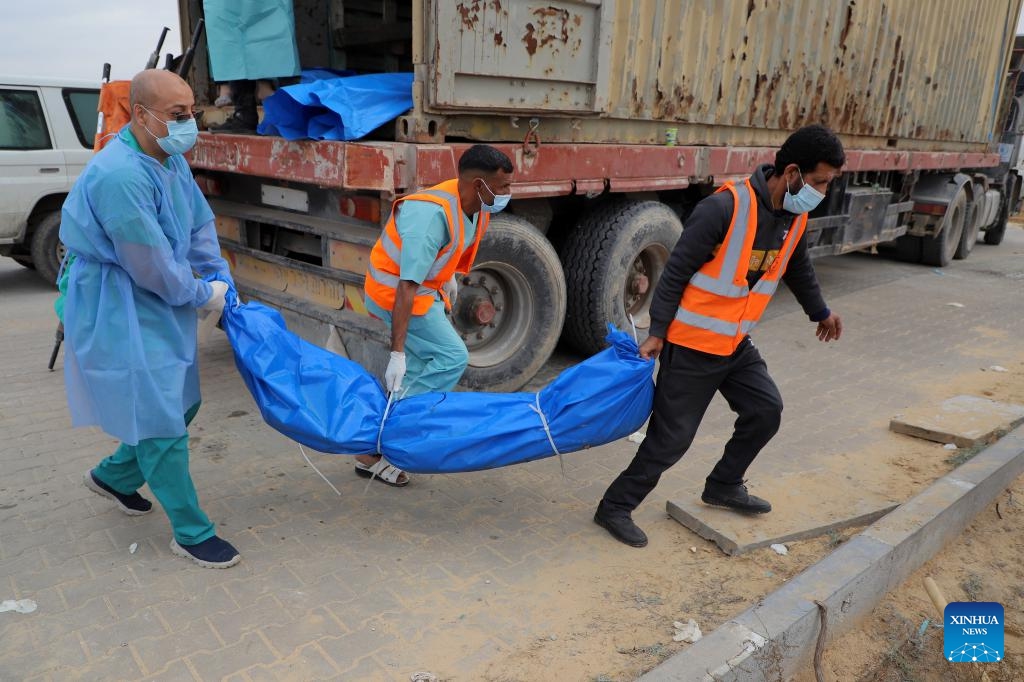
[60,69,240,568]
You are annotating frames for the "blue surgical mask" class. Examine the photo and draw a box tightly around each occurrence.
[142,107,199,156]
[782,173,825,214]
[478,179,511,214]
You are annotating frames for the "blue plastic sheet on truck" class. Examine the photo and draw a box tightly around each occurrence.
[257,72,414,141]
[219,290,654,474]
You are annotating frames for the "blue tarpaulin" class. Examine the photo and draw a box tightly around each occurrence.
[257,72,414,141]
[220,290,655,474]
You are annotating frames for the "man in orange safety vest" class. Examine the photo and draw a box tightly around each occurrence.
[360,144,515,487]
[595,125,846,547]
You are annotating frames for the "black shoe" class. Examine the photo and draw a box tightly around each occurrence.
[83,471,153,515]
[701,480,772,514]
[170,536,241,568]
[594,504,648,547]
[208,113,257,135]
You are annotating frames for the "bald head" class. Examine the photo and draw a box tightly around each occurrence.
[128,69,197,160]
[130,69,193,109]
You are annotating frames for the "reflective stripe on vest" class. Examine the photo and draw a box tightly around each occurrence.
[365,262,436,299]
[674,308,740,337]
[687,183,752,298]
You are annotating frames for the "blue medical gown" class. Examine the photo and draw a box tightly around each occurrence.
[59,130,231,445]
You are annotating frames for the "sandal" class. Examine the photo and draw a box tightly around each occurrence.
[354,457,410,487]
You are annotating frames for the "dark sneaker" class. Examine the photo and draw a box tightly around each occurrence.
[83,471,152,515]
[170,536,241,569]
[701,480,772,514]
[207,113,257,135]
[593,503,648,547]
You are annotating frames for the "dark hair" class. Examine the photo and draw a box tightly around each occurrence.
[774,125,846,174]
[458,144,514,175]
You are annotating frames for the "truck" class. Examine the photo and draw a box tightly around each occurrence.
[174,0,1024,392]
[0,77,99,285]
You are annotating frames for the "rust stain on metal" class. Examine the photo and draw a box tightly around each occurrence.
[456,1,480,31]
[523,22,538,56]
[521,6,572,55]
[839,3,854,48]
[494,31,504,46]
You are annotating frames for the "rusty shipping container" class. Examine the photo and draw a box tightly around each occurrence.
[407,0,1022,150]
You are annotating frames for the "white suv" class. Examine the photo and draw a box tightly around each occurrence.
[0,76,99,285]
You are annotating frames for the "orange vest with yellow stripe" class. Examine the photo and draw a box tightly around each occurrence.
[666,179,808,355]
[364,179,489,316]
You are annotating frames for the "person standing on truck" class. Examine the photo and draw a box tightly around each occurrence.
[361,144,515,487]
[202,0,301,134]
[59,69,241,568]
[594,125,846,548]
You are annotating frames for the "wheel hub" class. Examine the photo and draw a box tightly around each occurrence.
[624,243,671,328]
[453,273,508,347]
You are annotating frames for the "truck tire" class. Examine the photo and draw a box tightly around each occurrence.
[983,178,1015,245]
[889,234,922,263]
[29,211,65,286]
[954,197,980,260]
[561,200,683,355]
[454,213,566,392]
[921,190,966,267]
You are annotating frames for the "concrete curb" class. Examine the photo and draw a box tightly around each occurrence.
[640,424,1024,681]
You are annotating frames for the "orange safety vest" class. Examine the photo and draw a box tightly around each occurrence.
[666,179,808,355]
[364,179,489,316]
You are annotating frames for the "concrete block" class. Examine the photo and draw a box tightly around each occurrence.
[666,470,897,555]
[638,621,768,682]
[889,395,1024,448]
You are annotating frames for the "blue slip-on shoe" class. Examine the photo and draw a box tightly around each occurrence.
[83,471,153,515]
[170,536,241,568]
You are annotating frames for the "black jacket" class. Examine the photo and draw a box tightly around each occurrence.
[648,164,829,339]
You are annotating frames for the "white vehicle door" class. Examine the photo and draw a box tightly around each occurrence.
[0,87,67,243]
[53,87,99,179]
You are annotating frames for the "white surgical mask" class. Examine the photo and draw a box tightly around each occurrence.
[782,173,825,214]
[478,179,511,214]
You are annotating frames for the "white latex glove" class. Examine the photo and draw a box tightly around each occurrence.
[442,274,459,304]
[200,281,229,313]
[384,351,407,393]
[197,281,229,344]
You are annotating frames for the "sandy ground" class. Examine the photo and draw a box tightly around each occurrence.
[793,473,1024,682]
[473,363,1024,680]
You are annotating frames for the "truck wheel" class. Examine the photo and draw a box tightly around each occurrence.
[561,200,683,355]
[983,179,1015,245]
[954,198,980,260]
[29,212,65,286]
[454,213,566,392]
[921,190,966,267]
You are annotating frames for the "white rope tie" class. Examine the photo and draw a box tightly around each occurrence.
[529,393,567,478]
[627,313,639,345]
[365,392,398,493]
[299,444,341,496]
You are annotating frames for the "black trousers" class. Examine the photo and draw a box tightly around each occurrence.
[601,337,783,514]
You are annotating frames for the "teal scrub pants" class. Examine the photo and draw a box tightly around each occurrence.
[374,299,468,396]
[92,402,214,546]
